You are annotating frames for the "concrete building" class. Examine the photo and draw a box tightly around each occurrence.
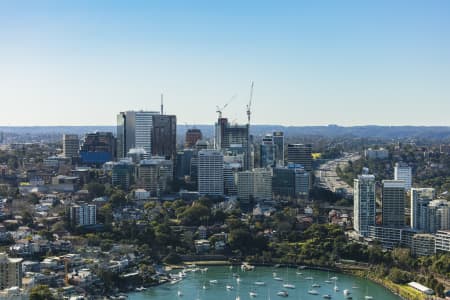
[137,157,173,197]
[260,135,276,168]
[412,234,436,256]
[0,253,22,289]
[68,203,97,227]
[151,114,177,160]
[272,131,284,167]
[198,150,224,196]
[272,164,310,199]
[435,230,450,253]
[111,159,134,190]
[365,148,389,160]
[287,144,312,171]
[394,162,412,191]
[79,132,116,165]
[117,111,160,158]
[185,129,202,148]
[237,169,272,203]
[410,188,435,231]
[63,134,79,160]
[353,174,376,237]
[368,226,415,250]
[427,199,450,233]
[382,180,406,228]
[223,158,242,196]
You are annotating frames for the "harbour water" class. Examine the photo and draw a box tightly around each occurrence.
[128,266,401,300]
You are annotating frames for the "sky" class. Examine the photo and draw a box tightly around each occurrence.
[0,0,449,126]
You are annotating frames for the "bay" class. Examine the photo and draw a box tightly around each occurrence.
[128,266,401,300]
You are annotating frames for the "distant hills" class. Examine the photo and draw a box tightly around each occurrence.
[2,125,450,140]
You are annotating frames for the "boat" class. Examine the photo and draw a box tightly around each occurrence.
[241,262,255,271]
[170,278,182,285]
[277,290,288,297]
[333,278,339,292]
[249,291,258,297]
[282,283,295,289]
[177,290,183,297]
[209,279,218,284]
[273,277,283,281]
[254,281,266,286]
[312,283,321,288]
[305,276,313,280]
[236,277,242,284]
[202,285,206,290]
[296,272,303,275]
[235,297,241,300]
[308,289,319,295]
[226,284,234,290]
[323,295,332,299]
[200,267,208,273]
[364,297,373,300]
[324,280,332,284]
[330,276,338,280]
[343,289,351,296]
[135,286,146,291]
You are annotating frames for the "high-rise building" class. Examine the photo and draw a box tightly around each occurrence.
[410,188,435,231]
[79,132,116,165]
[176,150,195,180]
[223,154,244,196]
[272,164,310,199]
[151,114,177,160]
[0,253,22,289]
[111,159,135,190]
[353,174,376,237]
[137,157,173,196]
[427,199,450,233]
[382,180,406,228]
[68,203,97,227]
[237,169,272,203]
[394,162,412,191]
[260,135,276,168]
[272,131,284,166]
[287,144,312,171]
[215,118,251,170]
[117,111,160,159]
[63,134,80,160]
[185,129,203,148]
[198,150,224,196]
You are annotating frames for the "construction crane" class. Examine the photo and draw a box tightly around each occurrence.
[246,81,254,124]
[216,94,237,119]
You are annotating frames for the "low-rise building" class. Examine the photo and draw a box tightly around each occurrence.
[435,230,450,253]
[412,234,435,256]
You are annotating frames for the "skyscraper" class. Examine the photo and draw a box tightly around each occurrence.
[198,150,224,196]
[410,188,435,231]
[185,129,203,148]
[63,134,80,160]
[272,164,310,199]
[382,180,406,228]
[353,174,376,237]
[116,111,160,159]
[394,162,412,191]
[151,114,177,160]
[260,134,276,168]
[237,168,272,203]
[272,131,284,166]
[287,144,312,171]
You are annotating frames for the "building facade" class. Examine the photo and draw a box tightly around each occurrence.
[382,180,406,228]
[0,253,22,289]
[394,162,412,191]
[287,144,312,171]
[353,174,376,237]
[151,114,177,160]
[198,150,224,196]
[63,134,79,160]
[68,203,97,227]
[410,188,435,231]
[185,129,202,148]
[79,132,116,165]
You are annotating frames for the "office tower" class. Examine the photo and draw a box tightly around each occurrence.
[382,180,406,228]
[68,203,97,227]
[176,150,194,180]
[223,154,244,196]
[198,150,223,196]
[272,164,310,199]
[185,129,203,148]
[116,111,160,159]
[215,118,251,170]
[63,134,80,160]
[0,253,22,289]
[394,162,412,191]
[272,131,284,166]
[137,157,173,196]
[195,140,209,151]
[151,114,177,160]
[79,132,116,165]
[111,159,135,190]
[427,200,450,233]
[237,168,272,203]
[353,174,376,236]
[287,144,312,171]
[410,188,435,231]
[260,134,276,168]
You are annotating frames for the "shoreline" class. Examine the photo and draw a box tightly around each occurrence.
[126,261,410,299]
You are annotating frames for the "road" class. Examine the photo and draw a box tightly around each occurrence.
[315,152,361,197]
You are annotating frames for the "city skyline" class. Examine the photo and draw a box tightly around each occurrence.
[1,1,450,126]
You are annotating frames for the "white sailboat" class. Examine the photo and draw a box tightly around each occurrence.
[333,278,339,292]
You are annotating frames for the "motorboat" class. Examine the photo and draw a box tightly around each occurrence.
[254,281,266,286]
[277,290,288,297]
[323,295,332,299]
[209,279,218,284]
[308,289,319,295]
[282,283,295,289]
[249,291,258,297]
[226,284,234,290]
[312,283,321,288]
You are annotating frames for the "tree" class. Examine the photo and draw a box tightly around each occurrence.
[110,190,127,208]
[30,285,57,300]
[87,182,105,198]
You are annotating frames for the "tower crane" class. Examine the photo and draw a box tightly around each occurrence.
[246,81,254,125]
[216,94,237,119]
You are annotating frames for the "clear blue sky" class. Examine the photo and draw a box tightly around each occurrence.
[1,0,449,126]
